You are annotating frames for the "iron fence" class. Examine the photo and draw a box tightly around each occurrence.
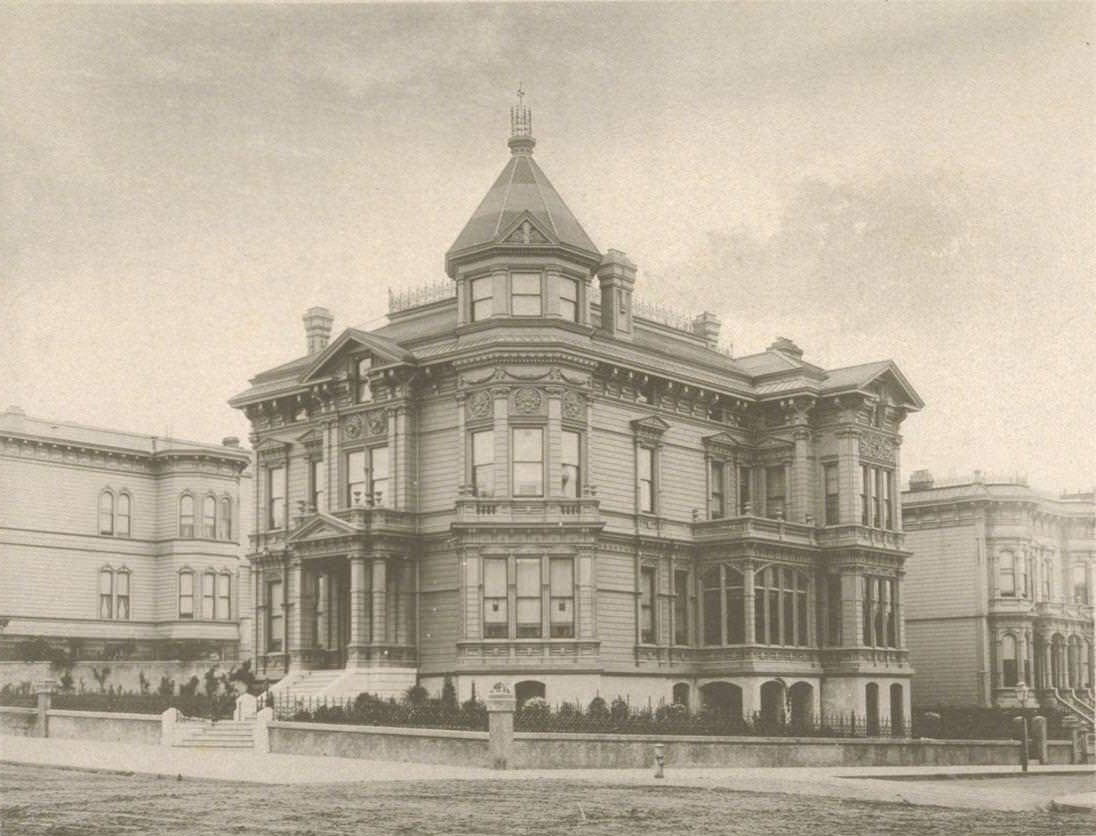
[272,692,488,731]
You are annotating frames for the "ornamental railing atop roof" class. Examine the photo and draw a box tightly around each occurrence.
[926,471,1030,488]
[632,297,695,333]
[388,281,456,314]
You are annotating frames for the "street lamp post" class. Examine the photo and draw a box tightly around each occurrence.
[1015,682,1031,773]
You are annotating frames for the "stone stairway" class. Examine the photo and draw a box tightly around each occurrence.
[173,719,255,750]
[271,669,345,708]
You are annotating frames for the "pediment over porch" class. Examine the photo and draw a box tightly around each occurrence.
[287,512,361,544]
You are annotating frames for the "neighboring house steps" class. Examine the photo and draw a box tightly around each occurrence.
[1053,689,1095,731]
[267,667,417,710]
[172,719,255,749]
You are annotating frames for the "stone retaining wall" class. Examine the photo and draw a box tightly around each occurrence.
[47,710,161,745]
[267,721,488,766]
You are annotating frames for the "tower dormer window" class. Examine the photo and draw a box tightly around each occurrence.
[471,277,493,321]
[559,277,579,322]
[511,272,542,316]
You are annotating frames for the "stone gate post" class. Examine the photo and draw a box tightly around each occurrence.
[486,682,516,769]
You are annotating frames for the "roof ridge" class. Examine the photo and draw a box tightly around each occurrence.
[528,156,558,237]
[492,156,519,239]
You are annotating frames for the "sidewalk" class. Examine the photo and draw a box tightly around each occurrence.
[2,734,1092,812]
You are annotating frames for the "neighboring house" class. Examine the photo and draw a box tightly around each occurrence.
[902,470,1095,717]
[0,407,252,662]
[229,100,924,732]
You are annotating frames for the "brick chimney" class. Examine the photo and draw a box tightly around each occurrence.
[302,307,333,355]
[597,250,636,340]
[909,469,935,491]
[692,311,721,348]
[768,337,804,359]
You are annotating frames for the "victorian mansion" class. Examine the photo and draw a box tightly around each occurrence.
[230,102,924,729]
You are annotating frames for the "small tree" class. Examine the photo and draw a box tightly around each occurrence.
[138,671,151,695]
[587,696,609,719]
[403,684,429,706]
[91,666,111,693]
[440,676,458,711]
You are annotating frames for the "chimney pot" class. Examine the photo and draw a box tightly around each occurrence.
[303,307,334,355]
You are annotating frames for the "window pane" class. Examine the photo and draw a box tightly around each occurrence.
[180,573,193,595]
[516,559,540,596]
[371,447,389,479]
[216,574,229,596]
[550,558,573,594]
[513,463,543,496]
[511,273,540,294]
[703,588,721,645]
[116,572,129,595]
[484,559,507,597]
[472,277,492,300]
[516,598,541,622]
[346,452,365,506]
[513,428,542,460]
[473,430,494,463]
[674,570,689,645]
[638,447,652,481]
[512,295,541,316]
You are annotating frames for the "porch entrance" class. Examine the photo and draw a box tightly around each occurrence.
[309,559,351,669]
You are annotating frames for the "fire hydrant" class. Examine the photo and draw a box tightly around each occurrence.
[654,743,665,779]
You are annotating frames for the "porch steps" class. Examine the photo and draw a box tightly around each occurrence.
[174,720,255,750]
[275,670,345,706]
[319,668,418,702]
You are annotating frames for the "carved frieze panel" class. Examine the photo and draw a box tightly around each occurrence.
[860,431,897,465]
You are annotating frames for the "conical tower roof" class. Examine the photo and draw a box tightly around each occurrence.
[446,93,600,274]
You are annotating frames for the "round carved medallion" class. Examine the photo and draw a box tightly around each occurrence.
[344,415,363,439]
[513,387,543,414]
[467,390,492,419]
[562,390,583,420]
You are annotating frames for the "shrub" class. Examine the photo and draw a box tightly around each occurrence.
[441,676,458,710]
[610,696,630,721]
[158,676,175,697]
[521,696,550,716]
[179,676,200,699]
[587,696,609,719]
[91,666,111,693]
[138,672,150,695]
[58,671,75,693]
[404,684,429,706]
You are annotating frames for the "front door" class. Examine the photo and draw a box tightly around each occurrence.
[312,560,351,668]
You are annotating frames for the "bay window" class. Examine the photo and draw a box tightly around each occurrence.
[471,277,493,321]
[765,466,786,520]
[202,572,215,620]
[1001,634,1018,687]
[202,496,216,538]
[216,573,231,620]
[471,430,495,497]
[218,497,231,540]
[998,551,1016,597]
[483,559,508,638]
[674,569,690,645]
[561,430,580,498]
[346,451,365,507]
[516,557,541,637]
[559,277,578,322]
[702,564,745,645]
[549,558,574,638]
[755,566,809,647]
[370,446,389,507]
[512,428,543,497]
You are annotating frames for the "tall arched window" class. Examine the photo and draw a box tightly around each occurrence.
[755,566,809,646]
[99,568,113,618]
[998,551,1015,597]
[1001,634,1018,686]
[202,496,216,539]
[202,571,216,619]
[98,491,114,535]
[115,570,130,620]
[218,498,232,541]
[216,573,231,620]
[116,493,131,537]
[178,570,194,619]
[179,495,195,538]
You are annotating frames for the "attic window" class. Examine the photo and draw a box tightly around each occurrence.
[356,356,372,403]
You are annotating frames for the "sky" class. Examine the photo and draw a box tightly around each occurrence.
[2,2,1093,492]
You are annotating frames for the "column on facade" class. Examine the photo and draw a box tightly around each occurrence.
[790,426,812,524]
[253,565,265,657]
[347,554,368,666]
[743,560,756,644]
[837,426,860,526]
[547,387,562,498]
[577,546,595,639]
[492,387,510,497]
[388,406,401,510]
[371,558,388,646]
[1043,640,1053,688]
[323,419,336,512]
[992,634,1003,689]
[842,567,863,648]
[397,561,415,646]
[286,559,306,668]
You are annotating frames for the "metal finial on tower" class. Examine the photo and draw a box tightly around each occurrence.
[509,82,535,155]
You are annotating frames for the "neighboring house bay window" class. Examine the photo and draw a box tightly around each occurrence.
[202,572,215,620]
[202,496,216,539]
[178,571,194,619]
[267,466,285,528]
[861,575,897,648]
[99,491,114,535]
[179,495,195,538]
[218,497,232,540]
[267,579,283,651]
[765,466,786,520]
[216,573,231,620]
